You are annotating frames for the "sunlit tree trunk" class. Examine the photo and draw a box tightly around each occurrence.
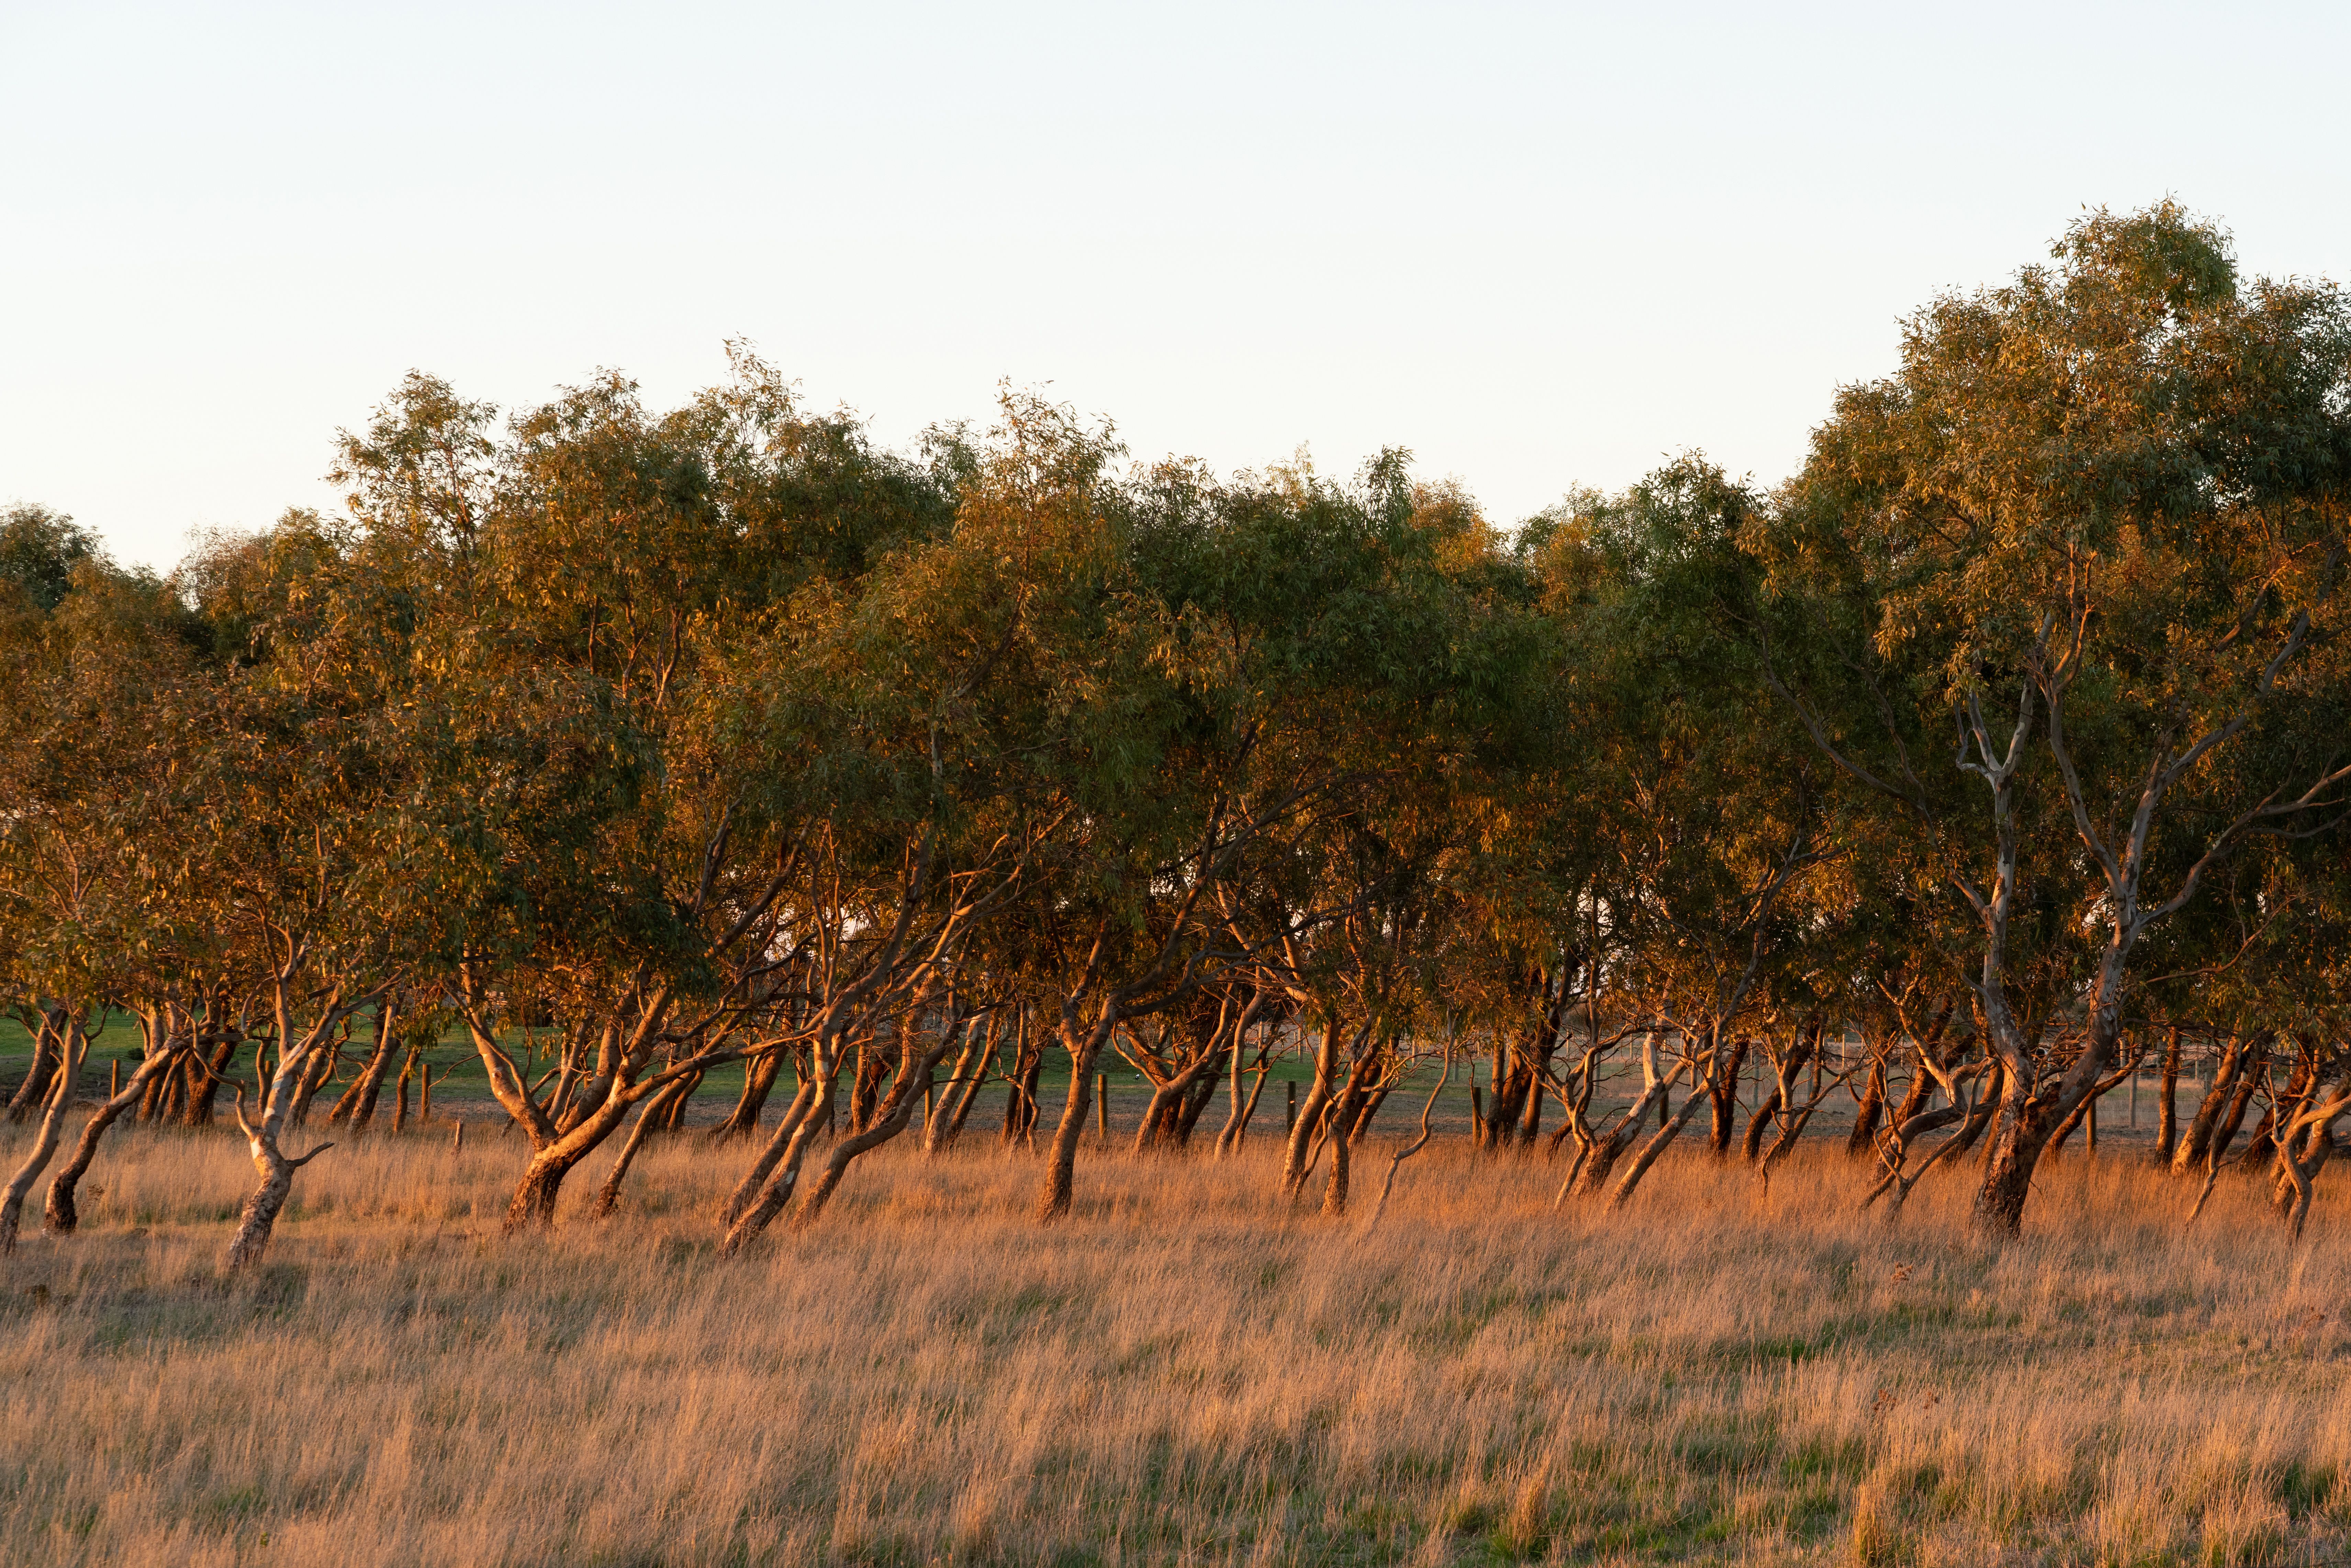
[0,1016,84,1252]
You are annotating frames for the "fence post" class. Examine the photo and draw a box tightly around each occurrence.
[1286,1080,1297,1134]
[1096,1074,1109,1142]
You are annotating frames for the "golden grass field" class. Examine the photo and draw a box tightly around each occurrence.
[2,1120,2348,1567]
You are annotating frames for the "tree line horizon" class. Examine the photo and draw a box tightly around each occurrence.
[8,199,2351,1263]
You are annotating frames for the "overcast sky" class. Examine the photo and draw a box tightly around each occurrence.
[6,1,2349,570]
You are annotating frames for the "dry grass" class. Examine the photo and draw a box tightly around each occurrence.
[3,1121,2350,1566]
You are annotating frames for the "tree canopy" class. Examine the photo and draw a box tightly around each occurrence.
[9,202,2351,1255]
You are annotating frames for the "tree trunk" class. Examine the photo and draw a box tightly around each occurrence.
[1515,1035,1554,1147]
[187,1031,239,1127]
[658,1068,702,1131]
[1214,1015,1264,1156]
[328,1001,400,1129]
[792,1047,951,1228]
[505,1149,576,1229]
[1281,1017,1346,1196]
[2238,1045,2308,1174]
[1320,1053,1381,1216]
[1845,1055,1887,1157]
[1973,1060,2056,1234]
[222,996,358,1270]
[707,1049,784,1142]
[926,1015,995,1155]
[1175,1072,1220,1144]
[287,1029,341,1129]
[2174,1033,2248,1174]
[1706,1037,1747,1154]
[719,1072,825,1227]
[2156,1026,2182,1165]
[593,1077,691,1217]
[1605,1070,1714,1207]
[1741,1085,1781,1161]
[1569,1040,1682,1199]
[5,1009,61,1124]
[1037,1010,1118,1220]
[848,1037,886,1134]
[0,1017,83,1251]
[46,1044,179,1233]
[2207,1041,2268,1168]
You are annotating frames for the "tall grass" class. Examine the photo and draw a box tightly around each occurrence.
[1,1122,2345,1565]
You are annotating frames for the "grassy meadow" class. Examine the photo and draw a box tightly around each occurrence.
[3,1114,2349,1567]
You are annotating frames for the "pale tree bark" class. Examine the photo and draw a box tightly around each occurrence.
[1760,1020,1861,1168]
[1319,1043,1386,1217]
[1280,1014,1342,1197]
[221,959,383,1271]
[2269,1065,2351,1241]
[718,1060,832,1238]
[285,1020,344,1128]
[0,1015,85,1252]
[1978,580,2351,1233]
[1844,1050,1888,1158]
[1213,1000,1273,1157]
[719,844,1006,1242]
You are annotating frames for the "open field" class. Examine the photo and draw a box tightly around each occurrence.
[4,1124,2351,1566]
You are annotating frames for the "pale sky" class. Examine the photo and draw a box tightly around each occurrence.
[6,2,2348,571]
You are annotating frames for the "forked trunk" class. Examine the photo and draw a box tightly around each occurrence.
[223,996,356,1270]
[1605,1074,1714,1207]
[1281,1018,1341,1197]
[720,1075,822,1227]
[708,1050,784,1141]
[506,1152,575,1230]
[1320,1053,1380,1217]
[186,1032,239,1126]
[328,1001,400,1129]
[2174,1033,2249,1174]
[720,1062,840,1247]
[1972,1072,2054,1235]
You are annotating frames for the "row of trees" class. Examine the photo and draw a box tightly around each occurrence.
[8,203,2351,1264]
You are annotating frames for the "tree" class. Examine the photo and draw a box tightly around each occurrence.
[1762,202,2351,1232]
